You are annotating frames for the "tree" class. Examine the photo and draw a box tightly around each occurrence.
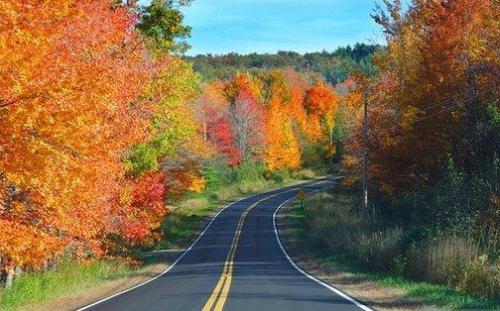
[260,71,301,171]
[335,0,500,231]
[196,82,242,166]
[125,58,206,177]
[304,81,339,145]
[225,75,265,162]
[138,0,193,55]
[366,0,499,196]
[0,0,165,271]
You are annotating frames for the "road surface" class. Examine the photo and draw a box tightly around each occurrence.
[79,179,371,311]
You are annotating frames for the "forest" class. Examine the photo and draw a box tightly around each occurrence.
[0,0,499,308]
[188,43,380,84]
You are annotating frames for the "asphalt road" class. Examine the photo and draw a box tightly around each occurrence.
[79,179,371,311]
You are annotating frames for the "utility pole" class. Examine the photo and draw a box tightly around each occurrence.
[362,90,368,214]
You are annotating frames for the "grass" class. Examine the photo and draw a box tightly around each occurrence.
[379,277,498,309]
[288,194,500,310]
[0,260,136,310]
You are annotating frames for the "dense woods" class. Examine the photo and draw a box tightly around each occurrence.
[336,0,500,300]
[0,0,189,280]
[343,0,499,230]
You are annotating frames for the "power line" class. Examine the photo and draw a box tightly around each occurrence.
[368,83,491,118]
[370,92,460,112]
[363,86,495,135]
[412,86,494,124]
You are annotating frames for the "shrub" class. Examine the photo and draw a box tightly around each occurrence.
[264,170,285,183]
[302,184,500,301]
[353,228,403,272]
[303,192,402,272]
[233,161,266,183]
[292,168,317,180]
[202,163,231,191]
[405,236,477,284]
[458,255,500,299]
[213,185,237,201]
[405,236,500,300]
[304,192,361,250]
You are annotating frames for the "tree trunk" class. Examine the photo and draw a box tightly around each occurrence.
[5,268,14,288]
[14,267,22,280]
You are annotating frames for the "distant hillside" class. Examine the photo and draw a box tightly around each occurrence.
[186,43,381,84]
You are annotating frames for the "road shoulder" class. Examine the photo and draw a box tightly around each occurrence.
[276,202,444,311]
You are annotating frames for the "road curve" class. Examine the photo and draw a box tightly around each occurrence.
[78,179,371,311]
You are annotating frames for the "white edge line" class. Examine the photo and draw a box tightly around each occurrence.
[76,179,321,311]
[272,183,374,311]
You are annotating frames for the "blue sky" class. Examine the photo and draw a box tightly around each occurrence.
[143,0,386,56]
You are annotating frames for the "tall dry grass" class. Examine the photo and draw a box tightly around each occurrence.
[406,234,500,299]
[303,192,500,300]
[304,192,403,273]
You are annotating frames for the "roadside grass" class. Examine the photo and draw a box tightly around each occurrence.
[0,260,136,310]
[288,196,500,310]
[316,254,499,310]
[378,276,497,310]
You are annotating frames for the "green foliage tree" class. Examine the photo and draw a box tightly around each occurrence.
[126,60,201,176]
[138,0,193,55]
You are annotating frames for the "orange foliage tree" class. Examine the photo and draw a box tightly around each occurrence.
[338,0,499,232]
[364,0,500,195]
[304,81,339,147]
[197,69,343,172]
[260,71,302,170]
[0,0,167,271]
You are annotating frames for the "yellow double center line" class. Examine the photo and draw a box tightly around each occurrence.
[201,188,298,311]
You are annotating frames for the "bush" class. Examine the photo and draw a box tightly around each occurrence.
[264,170,285,183]
[405,236,476,284]
[304,193,360,249]
[233,161,266,183]
[202,163,232,191]
[353,228,403,272]
[458,256,500,299]
[205,160,298,197]
[292,168,317,180]
[405,236,500,300]
[302,191,500,300]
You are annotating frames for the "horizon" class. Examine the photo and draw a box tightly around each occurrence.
[184,42,382,57]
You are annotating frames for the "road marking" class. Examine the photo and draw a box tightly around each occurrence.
[75,180,320,311]
[272,181,374,311]
[202,188,300,311]
[203,180,331,311]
